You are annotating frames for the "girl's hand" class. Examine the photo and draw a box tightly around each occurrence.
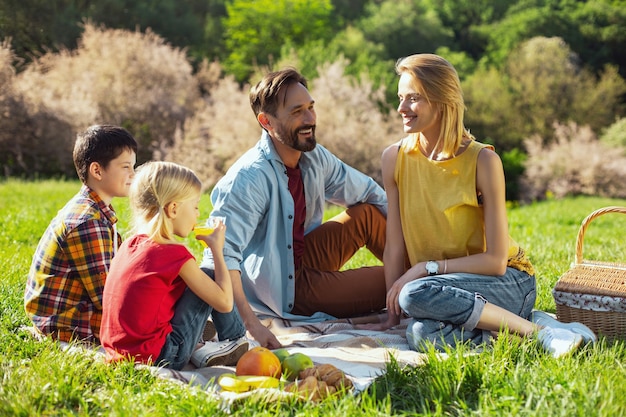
[197,221,226,251]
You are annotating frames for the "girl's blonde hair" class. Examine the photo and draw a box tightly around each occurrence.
[395,54,474,158]
[129,161,202,243]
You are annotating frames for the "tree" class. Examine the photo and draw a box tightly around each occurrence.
[0,0,83,63]
[202,0,228,61]
[85,0,210,62]
[465,35,625,153]
[222,0,334,81]
[422,0,516,59]
[507,36,625,141]
[472,0,626,79]
[357,0,453,60]
[566,0,626,79]
[475,0,579,67]
[13,24,200,164]
[0,0,215,66]
[274,25,397,106]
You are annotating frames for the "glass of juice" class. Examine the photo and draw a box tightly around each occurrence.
[194,216,225,247]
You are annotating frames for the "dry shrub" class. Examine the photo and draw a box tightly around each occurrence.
[165,71,259,189]
[6,28,395,183]
[521,121,626,201]
[0,39,14,88]
[195,59,224,96]
[0,40,74,177]
[0,40,23,176]
[167,59,398,189]
[14,23,200,163]
[311,59,399,184]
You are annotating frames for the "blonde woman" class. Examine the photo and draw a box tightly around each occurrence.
[100,161,248,370]
[365,54,595,357]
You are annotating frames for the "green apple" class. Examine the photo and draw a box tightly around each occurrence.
[282,352,314,381]
[272,348,290,365]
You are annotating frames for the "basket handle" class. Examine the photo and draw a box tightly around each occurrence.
[575,206,626,265]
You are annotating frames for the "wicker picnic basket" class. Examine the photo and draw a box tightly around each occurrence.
[552,206,626,340]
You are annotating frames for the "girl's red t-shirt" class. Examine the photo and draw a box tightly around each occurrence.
[100,234,193,364]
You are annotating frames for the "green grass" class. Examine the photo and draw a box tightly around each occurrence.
[1,179,626,416]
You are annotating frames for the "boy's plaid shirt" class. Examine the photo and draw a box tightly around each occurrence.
[24,185,121,343]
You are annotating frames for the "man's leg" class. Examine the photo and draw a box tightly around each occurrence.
[302,203,385,271]
[291,266,386,318]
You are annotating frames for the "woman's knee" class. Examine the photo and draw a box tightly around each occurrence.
[398,280,432,314]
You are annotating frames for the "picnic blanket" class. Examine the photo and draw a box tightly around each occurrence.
[27,313,426,406]
[150,313,427,394]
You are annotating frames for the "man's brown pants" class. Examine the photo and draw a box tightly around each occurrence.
[291,203,387,318]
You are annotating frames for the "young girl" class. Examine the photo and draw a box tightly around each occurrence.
[100,161,248,370]
[362,54,596,357]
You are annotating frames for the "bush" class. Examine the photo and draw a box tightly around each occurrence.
[501,148,527,201]
[166,59,398,188]
[13,23,200,164]
[521,121,626,201]
[465,37,626,153]
[164,68,259,190]
[600,118,626,151]
[311,59,399,185]
[0,40,74,178]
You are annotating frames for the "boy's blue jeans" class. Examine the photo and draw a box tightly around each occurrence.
[399,267,536,351]
[156,268,246,370]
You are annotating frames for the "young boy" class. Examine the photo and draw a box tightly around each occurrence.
[24,125,138,344]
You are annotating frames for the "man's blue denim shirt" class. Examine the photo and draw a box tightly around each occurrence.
[200,131,387,322]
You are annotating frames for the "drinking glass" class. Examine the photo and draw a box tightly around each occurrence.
[194,216,225,247]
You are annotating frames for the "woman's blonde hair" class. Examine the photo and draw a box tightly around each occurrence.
[395,54,474,158]
[129,161,202,243]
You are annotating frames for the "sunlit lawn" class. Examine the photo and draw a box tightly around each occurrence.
[1,179,625,416]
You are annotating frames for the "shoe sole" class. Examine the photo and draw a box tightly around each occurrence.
[531,311,597,343]
[204,342,249,367]
[202,320,217,342]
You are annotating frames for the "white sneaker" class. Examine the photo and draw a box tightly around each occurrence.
[531,310,597,343]
[190,339,249,368]
[537,327,583,358]
[246,337,261,349]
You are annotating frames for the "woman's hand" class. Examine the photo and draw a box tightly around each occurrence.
[386,264,425,316]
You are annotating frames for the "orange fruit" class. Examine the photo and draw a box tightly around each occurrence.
[235,346,282,378]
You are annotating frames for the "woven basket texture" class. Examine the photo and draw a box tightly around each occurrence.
[553,206,626,339]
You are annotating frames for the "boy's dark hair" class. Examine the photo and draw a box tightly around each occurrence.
[250,68,308,119]
[73,125,138,183]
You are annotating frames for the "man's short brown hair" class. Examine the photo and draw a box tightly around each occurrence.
[249,68,308,119]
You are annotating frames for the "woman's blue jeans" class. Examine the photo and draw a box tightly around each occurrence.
[398,267,536,351]
[155,268,246,370]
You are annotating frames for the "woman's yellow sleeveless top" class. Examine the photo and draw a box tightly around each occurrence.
[395,137,534,275]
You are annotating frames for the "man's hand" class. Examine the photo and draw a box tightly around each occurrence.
[248,322,282,349]
[229,270,282,348]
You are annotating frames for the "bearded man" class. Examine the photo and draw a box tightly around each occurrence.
[200,68,387,348]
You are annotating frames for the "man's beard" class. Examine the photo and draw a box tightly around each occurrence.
[276,124,317,152]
